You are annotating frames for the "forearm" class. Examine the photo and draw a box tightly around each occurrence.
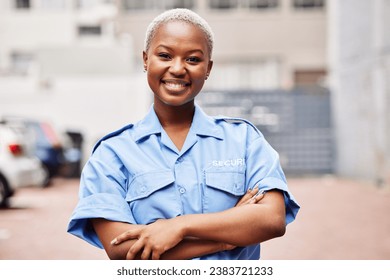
[160,238,230,260]
[179,190,286,246]
[92,219,231,260]
[109,237,230,260]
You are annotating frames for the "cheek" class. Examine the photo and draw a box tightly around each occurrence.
[192,66,209,81]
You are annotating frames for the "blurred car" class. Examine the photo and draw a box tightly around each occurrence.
[23,119,66,178]
[2,117,83,180]
[0,123,48,207]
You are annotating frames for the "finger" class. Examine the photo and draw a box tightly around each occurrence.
[253,192,265,203]
[236,186,258,206]
[152,251,161,260]
[240,187,260,205]
[246,191,266,205]
[140,246,152,260]
[111,230,138,245]
[126,239,145,260]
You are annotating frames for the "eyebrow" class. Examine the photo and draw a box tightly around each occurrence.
[155,44,205,55]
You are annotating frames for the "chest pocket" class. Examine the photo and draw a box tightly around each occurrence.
[204,170,246,213]
[126,170,181,224]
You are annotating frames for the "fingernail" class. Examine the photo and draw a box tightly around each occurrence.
[255,190,265,197]
[110,238,117,245]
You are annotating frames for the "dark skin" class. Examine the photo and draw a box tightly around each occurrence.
[92,20,286,260]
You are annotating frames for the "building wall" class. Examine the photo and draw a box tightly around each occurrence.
[0,0,151,161]
[115,0,327,89]
[328,0,390,184]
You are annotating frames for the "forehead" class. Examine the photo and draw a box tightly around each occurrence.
[150,21,210,54]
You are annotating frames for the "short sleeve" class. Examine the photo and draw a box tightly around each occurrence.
[67,143,136,248]
[245,132,300,225]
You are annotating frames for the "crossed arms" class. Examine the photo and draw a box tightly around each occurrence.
[91,187,286,260]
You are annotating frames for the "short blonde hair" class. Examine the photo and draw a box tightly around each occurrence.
[144,8,214,57]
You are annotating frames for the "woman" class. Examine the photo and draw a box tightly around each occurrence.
[67,8,300,260]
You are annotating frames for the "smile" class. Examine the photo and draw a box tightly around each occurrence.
[162,80,191,91]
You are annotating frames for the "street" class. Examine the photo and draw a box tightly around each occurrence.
[0,176,389,260]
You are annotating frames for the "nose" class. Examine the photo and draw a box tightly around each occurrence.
[169,58,186,76]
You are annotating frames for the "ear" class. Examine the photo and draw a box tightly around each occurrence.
[142,51,148,71]
[206,60,213,79]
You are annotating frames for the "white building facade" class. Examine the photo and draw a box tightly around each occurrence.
[328,0,390,184]
[0,0,150,161]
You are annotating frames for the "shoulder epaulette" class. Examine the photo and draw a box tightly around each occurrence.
[92,123,134,153]
[215,116,261,135]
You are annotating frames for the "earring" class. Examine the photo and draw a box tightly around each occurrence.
[143,68,147,73]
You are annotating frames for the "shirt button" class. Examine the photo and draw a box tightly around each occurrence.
[176,157,184,163]
[179,187,186,194]
[140,186,147,193]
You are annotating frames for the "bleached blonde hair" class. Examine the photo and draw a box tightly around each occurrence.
[144,8,214,57]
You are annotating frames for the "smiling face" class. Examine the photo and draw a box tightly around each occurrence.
[143,21,213,109]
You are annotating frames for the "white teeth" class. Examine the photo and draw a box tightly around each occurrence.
[165,82,187,89]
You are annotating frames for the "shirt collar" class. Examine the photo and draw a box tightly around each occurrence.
[192,104,224,140]
[133,103,224,142]
[133,105,162,142]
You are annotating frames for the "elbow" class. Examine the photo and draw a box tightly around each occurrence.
[260,214,286,242]
[106,249,121,260]
[269,215,286,238]
[105,244,126,260]
[273,221,286,238]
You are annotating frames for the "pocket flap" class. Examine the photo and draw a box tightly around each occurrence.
[127,170,175,201]
[205,171,245,196]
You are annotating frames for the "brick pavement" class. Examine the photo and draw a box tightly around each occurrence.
[0,176,389,260]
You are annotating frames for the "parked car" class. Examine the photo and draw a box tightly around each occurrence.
[0,123,48,207]
[2,117,83,180]
[23,119,66,178]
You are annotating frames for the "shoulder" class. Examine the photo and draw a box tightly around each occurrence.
[214,116,262,137]
[92,123,134,153]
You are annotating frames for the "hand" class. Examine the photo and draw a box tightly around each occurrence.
[111,218,185,260]
[235,185,265,207]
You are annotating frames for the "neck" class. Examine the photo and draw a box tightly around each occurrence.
[154,101,195,129]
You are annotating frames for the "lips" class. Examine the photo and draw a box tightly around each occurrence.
[162,79,191,91]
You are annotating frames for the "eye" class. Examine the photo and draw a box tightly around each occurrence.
[186,56,201,63]
[158,53,171,60]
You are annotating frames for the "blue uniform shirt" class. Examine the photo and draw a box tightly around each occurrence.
[67,104,300,260]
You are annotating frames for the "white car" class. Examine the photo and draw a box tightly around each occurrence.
[0,123,48,207]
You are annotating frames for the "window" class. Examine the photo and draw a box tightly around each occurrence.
[163,0,195,9]
[123,0,194,10]
[11,52,34,75]
[209,0,238,10]
[248,0,278,9]
[15,0,30,9]
[78,25,102,36]
[294,69,326,86]
[205,59,280,90]
[123,0,155,10]
[293,0,325,9]
[39,0,65,10]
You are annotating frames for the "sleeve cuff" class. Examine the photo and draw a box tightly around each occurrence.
[256,177,300,225]
[67,193,136,248]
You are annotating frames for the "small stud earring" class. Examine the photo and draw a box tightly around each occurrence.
[143,68,147,73]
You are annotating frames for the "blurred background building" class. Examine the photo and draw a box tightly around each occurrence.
[0,0,389,185]
[328,0,390,186]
